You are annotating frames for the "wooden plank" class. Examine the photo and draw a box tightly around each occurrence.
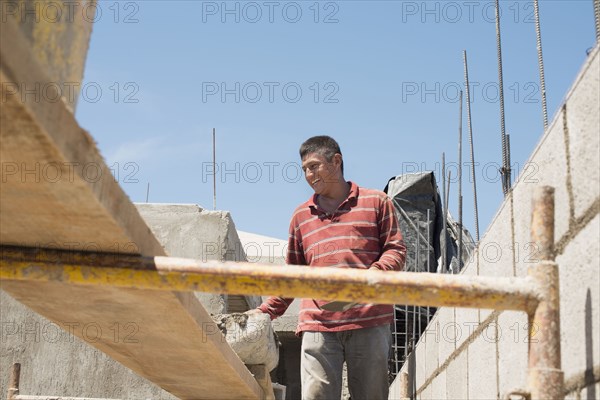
[0,16,262,400]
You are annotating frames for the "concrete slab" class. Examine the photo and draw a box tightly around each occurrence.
[496,311,528,397]
[478,199,515,321]
[430,369,447,399]
[445,349,468,400]
[436,306,456,366]
[512,108,571,277]
[467,335,498,399]
[564,48,600,220]
[556,214,600,379]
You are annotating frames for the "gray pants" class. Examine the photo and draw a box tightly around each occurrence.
[301,324,392,400]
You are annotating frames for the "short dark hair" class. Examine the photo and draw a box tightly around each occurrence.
[299,135,344,174]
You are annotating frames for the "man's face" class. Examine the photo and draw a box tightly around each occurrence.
[301,152,340,195]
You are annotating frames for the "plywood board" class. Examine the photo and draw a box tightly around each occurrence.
[0,17,262,400]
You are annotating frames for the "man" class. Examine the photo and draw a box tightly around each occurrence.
[249,135,406,400]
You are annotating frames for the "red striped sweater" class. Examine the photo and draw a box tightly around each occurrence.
[258,181,407,333]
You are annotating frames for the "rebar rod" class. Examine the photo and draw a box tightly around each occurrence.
[441,153,447,272]
[495,0,510,196]
[213,128,217,210]
[392,198,430,246]
[534,0,549,130]
[595,0,600,42]
[463,50,480,242]
[7,363,20,400]
[458,90,463,273]
[445,171,452,273]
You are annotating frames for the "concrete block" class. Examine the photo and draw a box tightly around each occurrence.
[419,382,431,400]
[565,49,600,220]
[478,199,515,278]
[496,311,528,397]
[445,349,468,400]
[213,313,279,371]
[467,335,498,400]
[478,199,515,321]
[454,306,479,351]
[135,203,261,314]
[413,330,428,394]
[511,109,571,277]
[455,248,481,346]
[556,214,600,378]
[436,306,456,365]
[424,316,439,374]
[430,369,447,399]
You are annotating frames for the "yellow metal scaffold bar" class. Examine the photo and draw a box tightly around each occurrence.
[0,246,539,313]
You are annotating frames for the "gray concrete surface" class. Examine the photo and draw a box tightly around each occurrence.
[389,45,600,399]
[0,290,177,399]
[136,204,262,314]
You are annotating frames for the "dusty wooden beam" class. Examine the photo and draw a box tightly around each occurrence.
[0,16,262,400]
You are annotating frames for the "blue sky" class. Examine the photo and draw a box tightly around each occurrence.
[76,1,596,240]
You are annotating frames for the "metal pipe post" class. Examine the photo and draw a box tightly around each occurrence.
[527,186,563,399]
[399,372,410,400]
[7,363,20,400]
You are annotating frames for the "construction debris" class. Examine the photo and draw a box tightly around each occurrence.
[213,313,280,372]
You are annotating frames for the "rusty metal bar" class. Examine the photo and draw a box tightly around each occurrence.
[398,372,410,400]
[7,363,20,400]
[527,186,563,399]
[0,246,539,313]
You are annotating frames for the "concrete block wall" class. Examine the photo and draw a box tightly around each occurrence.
[390,46,599,399]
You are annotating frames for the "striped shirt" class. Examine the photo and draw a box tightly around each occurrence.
[259,181,406,333]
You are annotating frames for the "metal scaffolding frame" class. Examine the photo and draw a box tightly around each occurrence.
[0,186,564,399]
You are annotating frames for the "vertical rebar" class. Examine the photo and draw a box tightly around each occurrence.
[426,209,431,333]
[427,209,431,274]
[445,171,452,273]
[458,90,463,273]
[534,0,549,130]
[213,128,217,210]
[145,182,150,203]
[495,0,510,196]
[506,134,511,185]
[463,50,480,242]
[7,363,20,400]
[441,153,447,272]
[594,0,600,44]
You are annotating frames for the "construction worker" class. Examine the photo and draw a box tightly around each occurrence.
[249,135,406,400]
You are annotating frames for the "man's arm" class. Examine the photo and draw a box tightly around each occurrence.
[370,196,407,271]
[250,219,305,319]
